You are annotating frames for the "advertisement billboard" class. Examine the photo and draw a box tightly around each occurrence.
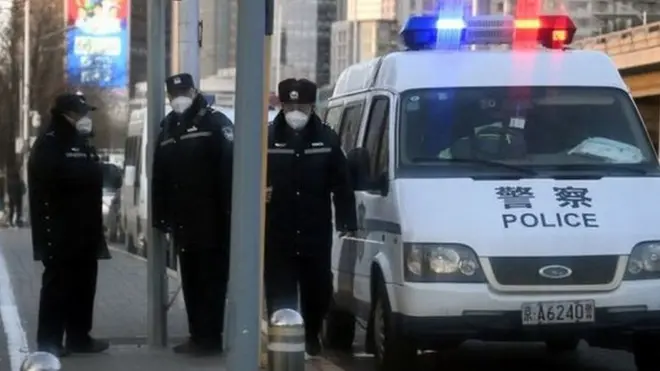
[66,0,129,88]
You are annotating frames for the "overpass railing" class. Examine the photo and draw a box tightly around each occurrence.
[572,21,660,56]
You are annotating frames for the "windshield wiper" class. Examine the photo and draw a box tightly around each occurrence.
[411,157,538,175]
[552,163,650,175]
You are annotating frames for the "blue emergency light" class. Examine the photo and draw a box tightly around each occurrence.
[400,14,577,51]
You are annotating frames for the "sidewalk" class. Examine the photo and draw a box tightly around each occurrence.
[60,345,343,370]
[0,228,348,370]
[0,228,188,347]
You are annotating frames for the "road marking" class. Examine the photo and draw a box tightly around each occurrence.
[0,244,29,371]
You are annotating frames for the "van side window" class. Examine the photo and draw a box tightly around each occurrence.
[338,102,364,152]
[324,106,343,133]
[362,96,389,180]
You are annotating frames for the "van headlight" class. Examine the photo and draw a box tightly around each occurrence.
[404,243,485,282]
[625,242,660,280]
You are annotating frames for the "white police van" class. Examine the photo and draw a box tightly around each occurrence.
[322,13,660,371]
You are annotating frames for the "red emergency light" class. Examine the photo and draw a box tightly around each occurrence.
[513,15,577,49]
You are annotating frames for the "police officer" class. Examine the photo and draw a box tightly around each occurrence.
[7,169,25,227]
[28,93,111,357]
[265,78,357,356]
[152,73,234,355]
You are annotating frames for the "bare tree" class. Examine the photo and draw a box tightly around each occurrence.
[0,0,123,171]
[0,0,67,172]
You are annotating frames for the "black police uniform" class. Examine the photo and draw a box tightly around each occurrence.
[265,78,357,352]
[28,93,111,356]
[7,172,24,227]
[152,73,234,352]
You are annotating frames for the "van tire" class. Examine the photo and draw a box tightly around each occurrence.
[545,337,580,353]
[633,334,657,371]
[372,279,417,371]
[322,304,355,352]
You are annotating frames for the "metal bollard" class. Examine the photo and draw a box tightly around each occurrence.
[20,352,61,371]
[268,308,305,371]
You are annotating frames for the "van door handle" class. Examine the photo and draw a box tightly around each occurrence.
[381,234,385,242]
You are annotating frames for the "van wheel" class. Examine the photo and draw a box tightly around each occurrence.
[372,279,417,371]
[545,337,580,353]
[633,334,657,371]
[322,304,355,352]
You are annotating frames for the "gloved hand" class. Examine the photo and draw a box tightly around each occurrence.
[154,220,171,234]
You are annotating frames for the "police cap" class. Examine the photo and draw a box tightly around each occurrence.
[52,93,97,115]
[166,73,195,95]
[278,78,316,104]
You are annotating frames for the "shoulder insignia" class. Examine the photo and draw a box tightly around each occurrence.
[221,125,234,141]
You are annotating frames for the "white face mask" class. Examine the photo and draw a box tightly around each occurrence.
[170,96,194,114]
[75,116,93,134]
[284,110,309,130]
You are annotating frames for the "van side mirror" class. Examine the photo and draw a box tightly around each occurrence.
[375,172,389,196]
[346,148,370,191]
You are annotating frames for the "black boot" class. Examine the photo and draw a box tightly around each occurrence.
[66,336,109,354]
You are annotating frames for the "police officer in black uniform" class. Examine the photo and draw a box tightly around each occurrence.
[29,93,111,357]
[152,73,234,354]
[265,78,357,356]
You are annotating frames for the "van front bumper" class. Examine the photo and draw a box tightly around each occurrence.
[388,280,660,348]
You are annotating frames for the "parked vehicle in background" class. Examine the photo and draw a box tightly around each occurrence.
[120,105,276,268]
[101,162,123,242]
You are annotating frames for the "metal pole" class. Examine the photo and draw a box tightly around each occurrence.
[260,5,274,364]
[274,1,282,86]
[178,0,200,86]
[171,1,180,74]
[268,309,305,371]
[21,0,30,225]
[226,0,268,368]
[146,0,168,347]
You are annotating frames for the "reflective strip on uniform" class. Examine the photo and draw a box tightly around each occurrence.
[160,138,175,147]
[180,131,212,140]
[268,148,295,154]
[304,147,331,154]
[267,342,305,352]
[65,152,87,158]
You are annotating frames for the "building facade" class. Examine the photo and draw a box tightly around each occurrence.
[329,0,399,84]
[129,0,173,97]
[278,0,337,86]
[330,20,398,83]
[200,0,238,76]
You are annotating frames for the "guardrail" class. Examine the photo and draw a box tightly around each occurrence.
[572,21,660,56]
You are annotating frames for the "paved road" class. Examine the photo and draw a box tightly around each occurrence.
[0,227,644,370]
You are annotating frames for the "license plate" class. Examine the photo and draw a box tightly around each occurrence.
[521,300,595,325]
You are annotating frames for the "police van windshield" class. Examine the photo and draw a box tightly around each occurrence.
[398,87,659,177]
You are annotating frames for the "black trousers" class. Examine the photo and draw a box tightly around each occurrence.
[8,198,21,225]
[178,247,228,345]
[264,252,333,340]
[37,257,98,348]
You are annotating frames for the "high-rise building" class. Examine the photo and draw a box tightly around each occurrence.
[200,0,238,75]
[329,0,398,84]
[330,20,398,83]
[129,0,173,96]
[277,0,337,86]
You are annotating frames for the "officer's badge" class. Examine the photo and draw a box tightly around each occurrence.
[222,126,234,141]
[173,77,181,84]
[289,90,299,100]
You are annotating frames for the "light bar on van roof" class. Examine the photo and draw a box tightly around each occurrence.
[400,14,576,50]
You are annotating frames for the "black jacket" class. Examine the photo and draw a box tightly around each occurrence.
[28,114,111,261]
[152,94,234,249]
[266,112,357,258]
